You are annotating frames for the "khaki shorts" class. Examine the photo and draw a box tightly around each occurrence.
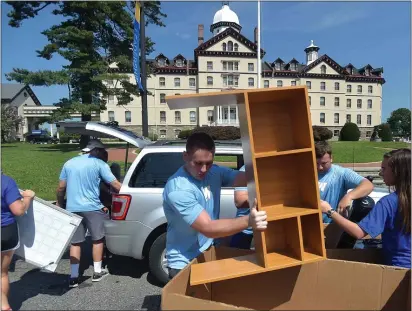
[71,210,109,244]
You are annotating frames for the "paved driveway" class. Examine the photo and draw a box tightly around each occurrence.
[8,239,162,310]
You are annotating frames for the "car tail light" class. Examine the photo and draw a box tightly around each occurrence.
[111,194,131,220]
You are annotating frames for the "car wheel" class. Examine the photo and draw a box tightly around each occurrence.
[148,232,169,286]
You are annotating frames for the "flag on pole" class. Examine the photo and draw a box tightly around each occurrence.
[133,2,144,91]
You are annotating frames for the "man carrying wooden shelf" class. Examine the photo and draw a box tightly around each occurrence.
[162,132,268,279]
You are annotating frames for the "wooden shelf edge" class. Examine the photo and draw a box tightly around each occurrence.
[260,206,320,221]
[254,148,312,159]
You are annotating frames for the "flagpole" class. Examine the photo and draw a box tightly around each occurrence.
[257,0,261,88]
[140,0,148,137]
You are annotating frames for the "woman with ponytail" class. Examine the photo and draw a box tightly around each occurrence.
[320,148,411,268]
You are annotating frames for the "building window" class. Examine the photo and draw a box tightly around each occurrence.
[223,61,238,71]
[321,65,326,74]
[207,110,214,122]
[174,129,181,138]
[320,82,326,91]
[106,80,114,87]
[290,63,297,71]
[306,81,311,89]
[157,58,166,67]
[335,82,340,90]
[228,41,233,51]
[160,93,166,104]
[248,78,254,87]
[277,80,283,87]
[222,43,226,51]
[320,113,325,124]
[357,114,361,125]
[346,114,351,123]
[175,59,183,67]
[174,78,180,87]
[347,85,352,93]
[334,130,340,137]
[248,63,254,71]
[334,97,340,107]
[275,63,281,70]
[264,80,269,88]
[357,85,362,93]
[125,111,131,123]
[160,111,166,123]
[368,85,373,94]
[234,43,238,51]
[291,81,296,86]
[159,77,165,87]
[190,111,196,123]
[159,129,166,138]
[108,95,114,103]
[334,113,339,124]
[357,99,362,109]
[175,111,181,123]
[223,75,238,87]
[309,96,311,105]
[347,99,351,108]
[320,97,325,106]
[366,131,371,138]
[207,61,213,70]
[108,111,115,121]
[207,76,213,86]
[367,115,372,125]
[367,99,372,109]
[189,78,195,87]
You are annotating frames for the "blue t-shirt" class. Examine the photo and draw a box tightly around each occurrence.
[1,174,22,227]
[163,165,239,269]
[318,165,365,223]
[59,154,116,213]
[234,165,253,235]
[358,192,411,268]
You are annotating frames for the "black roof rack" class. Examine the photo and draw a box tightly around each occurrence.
[151,139,242,146]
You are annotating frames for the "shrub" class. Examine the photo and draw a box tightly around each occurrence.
[312,126,333,141]
[339,122,360,141]
[191,126,241,140]
[178,129,193,139]
[58,132,80,143]
[374,123,393,142]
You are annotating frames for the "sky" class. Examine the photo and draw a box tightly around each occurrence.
[1,1,411,121]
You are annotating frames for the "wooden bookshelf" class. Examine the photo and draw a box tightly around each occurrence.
[166,86,326,286]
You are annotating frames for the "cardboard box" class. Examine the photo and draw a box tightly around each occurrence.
[162,246,410,310]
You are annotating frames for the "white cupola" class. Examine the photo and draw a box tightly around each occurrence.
[210,3,241,36]
[304,40,320,65]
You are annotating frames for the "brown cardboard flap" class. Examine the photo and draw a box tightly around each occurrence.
[326,248,384,265]
[162,293,250,310]
[380,267,410,311]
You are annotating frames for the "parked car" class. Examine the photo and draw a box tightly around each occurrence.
[26,134,58,144]
[57,121,391,286]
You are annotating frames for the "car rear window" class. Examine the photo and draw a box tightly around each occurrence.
[128,152,185,188]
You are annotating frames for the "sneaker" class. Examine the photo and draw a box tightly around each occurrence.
[69,277,79,288]
[92,269,109,282]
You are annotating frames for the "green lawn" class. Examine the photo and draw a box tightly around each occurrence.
[1,141,409,200]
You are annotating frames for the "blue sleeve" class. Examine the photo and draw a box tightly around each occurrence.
[343,168,365,190]
[357,198,389,238]
[5,178,22,206]
[218,165,240,187]
[235,165,247,192]
[166,190,204,225]
[99,162,117,184]
[59,164,67,181]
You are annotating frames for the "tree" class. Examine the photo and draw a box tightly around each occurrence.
[312,126,333,141]
[387,108,411,138]
[5,1,166,146]
[373,123,393,142]
[1,105,23,142]
[339,122,360,141]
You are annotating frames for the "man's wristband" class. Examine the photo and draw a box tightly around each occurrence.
[326,209,337,219]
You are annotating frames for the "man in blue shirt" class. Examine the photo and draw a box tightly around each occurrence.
[56,139,122,288]
[315,141,374,247]
[163,132,267,279]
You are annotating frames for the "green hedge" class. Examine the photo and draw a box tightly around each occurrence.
[339,122,360,141]
[178,126,240,140]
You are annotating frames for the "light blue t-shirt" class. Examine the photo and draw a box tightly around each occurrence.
[163,165,239,269]
[234,165,253,235]
[318,164,365,223]
[59,154,116,212]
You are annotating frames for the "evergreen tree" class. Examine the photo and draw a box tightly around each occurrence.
[5,1,166,144]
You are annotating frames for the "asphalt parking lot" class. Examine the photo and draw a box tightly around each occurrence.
[8,239,162,310]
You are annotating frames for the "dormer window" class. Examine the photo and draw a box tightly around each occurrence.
[175,59,183,67]
[228,41,233,52]
[321,65,326,74]
[158,58,166,67]
[234,43,238,52]
[222,43,227,51]
[290,63,297,71]
[275,63,281,70]
[365,68,370,76]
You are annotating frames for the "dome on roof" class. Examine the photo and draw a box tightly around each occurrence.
[213,4,239,25]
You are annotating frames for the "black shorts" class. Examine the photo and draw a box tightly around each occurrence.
[1,221,20,252]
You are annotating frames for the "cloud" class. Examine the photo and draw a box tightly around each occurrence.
[175,32,191,40]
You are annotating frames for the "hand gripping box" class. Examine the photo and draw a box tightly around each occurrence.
[161,246,410,311]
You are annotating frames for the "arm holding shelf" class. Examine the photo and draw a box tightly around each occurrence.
[339,170,374,213]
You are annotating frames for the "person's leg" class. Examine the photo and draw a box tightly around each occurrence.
[1,250,14,311]
[69,217,86,288]
[230,232,253,250]
[85,210,110,282]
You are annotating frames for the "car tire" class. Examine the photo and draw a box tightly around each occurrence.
[148,232,169,286]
